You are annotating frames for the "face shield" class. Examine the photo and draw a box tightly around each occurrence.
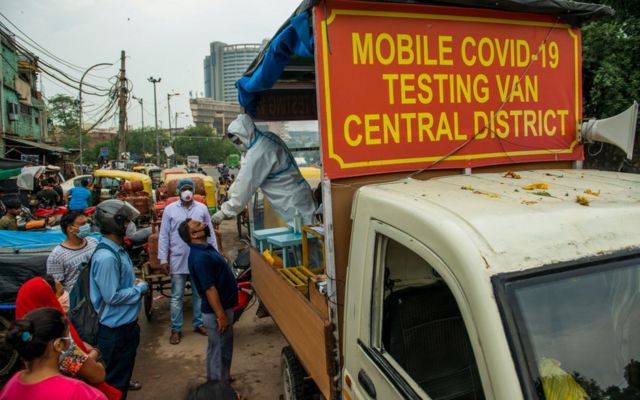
[227,132,247,152]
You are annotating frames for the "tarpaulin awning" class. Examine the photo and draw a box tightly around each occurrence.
[0,158,28,170]
[16,166,45,191]
[5,136,70,154]
[236,11,313,116]
[0,168,22,181]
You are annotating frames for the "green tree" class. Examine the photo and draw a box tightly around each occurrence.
[47,94,80,137]
[87,138,118,163]
[581,1,640,171]
[46,94,88,152]
[172,126,238,164]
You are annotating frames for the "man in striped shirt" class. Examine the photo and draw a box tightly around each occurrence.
[47,211,97,292]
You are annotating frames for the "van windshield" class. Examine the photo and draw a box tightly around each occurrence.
[502,258,640,400]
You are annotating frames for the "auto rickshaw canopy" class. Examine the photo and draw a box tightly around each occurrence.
[93,169,153,196]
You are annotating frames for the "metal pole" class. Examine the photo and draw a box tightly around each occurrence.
[139,98,144,129]
[133,96,144,162]
[140,98,145,163]
[167,94,172,168]
[148,76,161,165]
[79,62,112,169]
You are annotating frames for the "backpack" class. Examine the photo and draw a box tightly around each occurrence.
[68,242,121,345]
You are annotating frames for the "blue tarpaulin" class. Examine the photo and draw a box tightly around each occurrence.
[0,230,102,250]
[0,230,103,303]
[236,11,313,115]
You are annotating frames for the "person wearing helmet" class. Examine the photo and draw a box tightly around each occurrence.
[212,114,315,226]
[90,199,148,399]
[158,178,218,345]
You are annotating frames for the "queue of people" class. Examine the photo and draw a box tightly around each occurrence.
[1,200,147,400]
[1,113,310,399]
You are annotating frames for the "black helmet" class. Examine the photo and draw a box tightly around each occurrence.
[95,199,139,236]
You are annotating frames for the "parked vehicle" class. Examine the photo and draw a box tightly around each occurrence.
[186,155,200,172]
[132,165,163,189]
[160,167,187,182]
[91,170,154,224]
[240,1,639,400]
[226,154,240,169]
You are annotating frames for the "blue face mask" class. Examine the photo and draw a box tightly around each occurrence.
[76,224,91,239]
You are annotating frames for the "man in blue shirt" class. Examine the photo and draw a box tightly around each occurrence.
[65,178,92,211]
[91,199,148,399]
[178,217,238,383]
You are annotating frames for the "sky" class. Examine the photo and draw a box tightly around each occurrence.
[2,0,306,130]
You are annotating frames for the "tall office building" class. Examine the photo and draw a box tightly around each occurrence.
[203,41,263,102]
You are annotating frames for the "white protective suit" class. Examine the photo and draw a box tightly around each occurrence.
[213,114,316,225]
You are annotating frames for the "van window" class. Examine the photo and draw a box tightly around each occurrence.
[372,234,485,400]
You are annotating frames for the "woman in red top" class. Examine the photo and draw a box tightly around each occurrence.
[15,277,121,400]
[0,308,106,400]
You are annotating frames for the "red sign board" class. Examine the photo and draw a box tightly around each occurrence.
[313,0,583,179]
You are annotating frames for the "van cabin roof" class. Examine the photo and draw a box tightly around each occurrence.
[361,169,640,274]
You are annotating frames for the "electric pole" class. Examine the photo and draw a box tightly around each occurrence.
[167,94,172,168]
[148,76,161,165]
[117,50,127,161]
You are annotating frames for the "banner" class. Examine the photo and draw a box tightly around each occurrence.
[314,1,583,179]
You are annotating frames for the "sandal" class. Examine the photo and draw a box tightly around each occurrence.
[170,330,182,345]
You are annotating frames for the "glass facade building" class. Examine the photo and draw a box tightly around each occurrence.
[203,42,262,102]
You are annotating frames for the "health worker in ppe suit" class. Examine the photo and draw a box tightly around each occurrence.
[212,114,315,226]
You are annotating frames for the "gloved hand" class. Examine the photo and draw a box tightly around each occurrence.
[212,210,229,225]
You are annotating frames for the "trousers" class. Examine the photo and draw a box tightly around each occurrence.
[202,309,234,382]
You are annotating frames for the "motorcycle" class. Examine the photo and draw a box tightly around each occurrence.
[124,226,152,272]
[231,246,264,322]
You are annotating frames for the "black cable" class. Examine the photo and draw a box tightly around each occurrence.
[0,28,112,93]
[0,14,98,75]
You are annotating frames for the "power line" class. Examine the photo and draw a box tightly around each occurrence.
[0,23,113,94]
[0,13,101,76]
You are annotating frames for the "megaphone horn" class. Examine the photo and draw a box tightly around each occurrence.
[581,101,638,159]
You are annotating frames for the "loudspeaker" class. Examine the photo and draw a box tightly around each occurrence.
[581,101,638,159]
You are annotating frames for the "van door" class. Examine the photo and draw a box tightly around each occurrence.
[343,220,488,399]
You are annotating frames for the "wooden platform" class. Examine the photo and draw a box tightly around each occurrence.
[251,248,333,399]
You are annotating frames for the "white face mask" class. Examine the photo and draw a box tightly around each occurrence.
[180,190,194,202]
[58,290,70,312]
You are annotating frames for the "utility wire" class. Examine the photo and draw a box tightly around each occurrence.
[0,13,109,79]
[0,25,113,94]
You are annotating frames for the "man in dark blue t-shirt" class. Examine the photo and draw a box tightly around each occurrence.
[178,218,238,383]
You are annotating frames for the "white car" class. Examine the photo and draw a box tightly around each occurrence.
[61,175,120,195]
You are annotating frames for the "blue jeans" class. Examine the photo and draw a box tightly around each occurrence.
[170,273,203,332]
[202,309,234,382]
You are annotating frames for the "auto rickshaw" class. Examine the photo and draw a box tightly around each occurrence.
[160,167,187,182]
[131,165,162,190]
[147,167,162,189]
[91,170,154,224]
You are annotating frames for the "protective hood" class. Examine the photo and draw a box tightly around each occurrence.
[227,114,256,151]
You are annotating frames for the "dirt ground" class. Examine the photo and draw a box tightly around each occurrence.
[129,219,287,400]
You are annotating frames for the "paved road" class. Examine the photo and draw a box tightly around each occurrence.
[129,219,286,400]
